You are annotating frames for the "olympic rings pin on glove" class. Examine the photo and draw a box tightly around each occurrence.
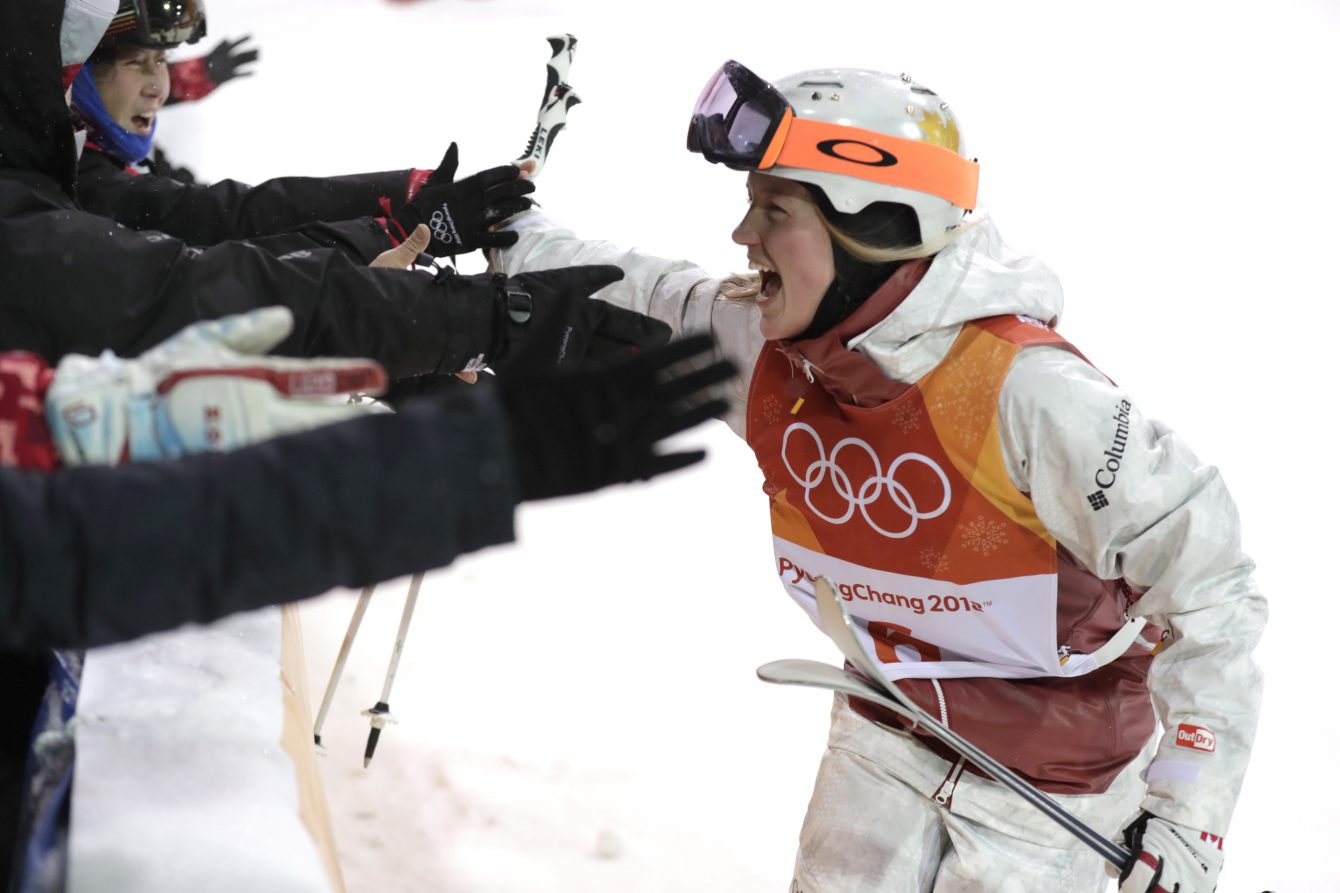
[390,143,535,257]
[46,307,387,466]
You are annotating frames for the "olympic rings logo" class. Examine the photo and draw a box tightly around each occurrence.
[781,422,951,539]
[429,207,460,245]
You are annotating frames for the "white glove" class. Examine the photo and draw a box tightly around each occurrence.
[1116,812,1225,893]
[47,307,387,466]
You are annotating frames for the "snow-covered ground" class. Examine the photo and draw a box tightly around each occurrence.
[161,0,1339,890]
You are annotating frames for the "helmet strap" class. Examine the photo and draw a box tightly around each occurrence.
[792,242,898,342]
[792,188,917,341]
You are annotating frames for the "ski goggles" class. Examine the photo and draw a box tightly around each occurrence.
[102,0,207,50]
[687,61,978,210]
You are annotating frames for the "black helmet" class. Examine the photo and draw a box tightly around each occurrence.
[99,0,207,51]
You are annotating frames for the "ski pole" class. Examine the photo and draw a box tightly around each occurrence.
[313,584,375,749]
[516,33,580,177]
[813,576,1130,869]
[361,572,423,767]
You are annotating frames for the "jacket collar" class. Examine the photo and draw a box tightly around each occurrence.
[775,256,933,407]
[768,220,1066,407]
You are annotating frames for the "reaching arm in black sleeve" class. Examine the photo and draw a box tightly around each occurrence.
[77,146,417,249]
[0,388,517,651]
[0,332,734,651]
[0,186,659,379]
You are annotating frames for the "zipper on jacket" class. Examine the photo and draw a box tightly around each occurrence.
[929,679,961,805]
[933,758,965,806]
[930,679,949,725]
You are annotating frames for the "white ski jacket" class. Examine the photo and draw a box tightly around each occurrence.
[497,211,1265,842]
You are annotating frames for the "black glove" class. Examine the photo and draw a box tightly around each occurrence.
[205,35,259,86]
[391,143,535,256]
[497,334,738,501]
[434,265,672,376]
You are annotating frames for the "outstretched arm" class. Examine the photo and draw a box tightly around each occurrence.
[496,210,762,434]
[0,388,517,651]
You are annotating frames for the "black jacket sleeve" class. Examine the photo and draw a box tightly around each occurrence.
[0,177,484,379]
[242,217,398,265]
[76,147,414,247]
[0,388,517,651]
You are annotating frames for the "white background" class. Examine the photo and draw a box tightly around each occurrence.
[163,1,1339,890]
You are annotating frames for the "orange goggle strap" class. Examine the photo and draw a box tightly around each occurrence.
[763,116,979,211]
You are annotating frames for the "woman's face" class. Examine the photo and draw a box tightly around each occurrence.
[732,172,836,341]
[95,45,169,136]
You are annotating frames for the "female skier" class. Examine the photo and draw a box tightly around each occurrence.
[492,62,1265,892]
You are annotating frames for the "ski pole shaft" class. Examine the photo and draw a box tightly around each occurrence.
[377,572,423,705]
[313,584,375,747]
[361,573,423,767]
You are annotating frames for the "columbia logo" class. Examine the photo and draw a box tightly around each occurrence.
[1087,490,1109,511]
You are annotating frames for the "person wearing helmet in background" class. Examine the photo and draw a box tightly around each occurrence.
[73,0,525,265]
[489,62,1265,893]
[2,0,671,400]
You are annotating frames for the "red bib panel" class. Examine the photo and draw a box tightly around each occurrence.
[748,316,1148,681]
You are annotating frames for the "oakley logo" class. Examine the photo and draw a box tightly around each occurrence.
[816,139,898,168]
[781,422,950,539]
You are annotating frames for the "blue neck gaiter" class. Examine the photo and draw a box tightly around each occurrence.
[71,65,156,166]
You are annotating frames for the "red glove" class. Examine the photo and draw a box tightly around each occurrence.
[0,352,58,471]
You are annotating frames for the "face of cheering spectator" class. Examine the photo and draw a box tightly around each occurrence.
[93,43,168,135]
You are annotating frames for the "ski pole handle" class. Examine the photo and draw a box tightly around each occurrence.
[539,33,576,104]
[517,33,581,177]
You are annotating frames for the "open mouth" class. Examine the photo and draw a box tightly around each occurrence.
[751,260,782,302]
[760,270,782,300]
[130,114,153,132]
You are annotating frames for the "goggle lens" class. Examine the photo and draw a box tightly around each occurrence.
[687,61,789,169]
[141,0,205,46]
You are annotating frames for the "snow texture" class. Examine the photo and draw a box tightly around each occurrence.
[141,0,1340,890]
[70,609,330,893]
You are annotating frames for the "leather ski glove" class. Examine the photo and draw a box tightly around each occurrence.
[434,265,671,376]
[46,308,386,465]
[497,334,737,501]
[391,143,535,255]
[1116,811,1225,893]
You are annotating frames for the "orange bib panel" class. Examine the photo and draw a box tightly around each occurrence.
[747,316,1138,681]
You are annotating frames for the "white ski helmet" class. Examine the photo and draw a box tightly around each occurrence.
[688,63,977,245]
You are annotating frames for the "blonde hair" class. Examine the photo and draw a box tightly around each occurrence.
[822,214,977,264]
[718,206,979,303]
